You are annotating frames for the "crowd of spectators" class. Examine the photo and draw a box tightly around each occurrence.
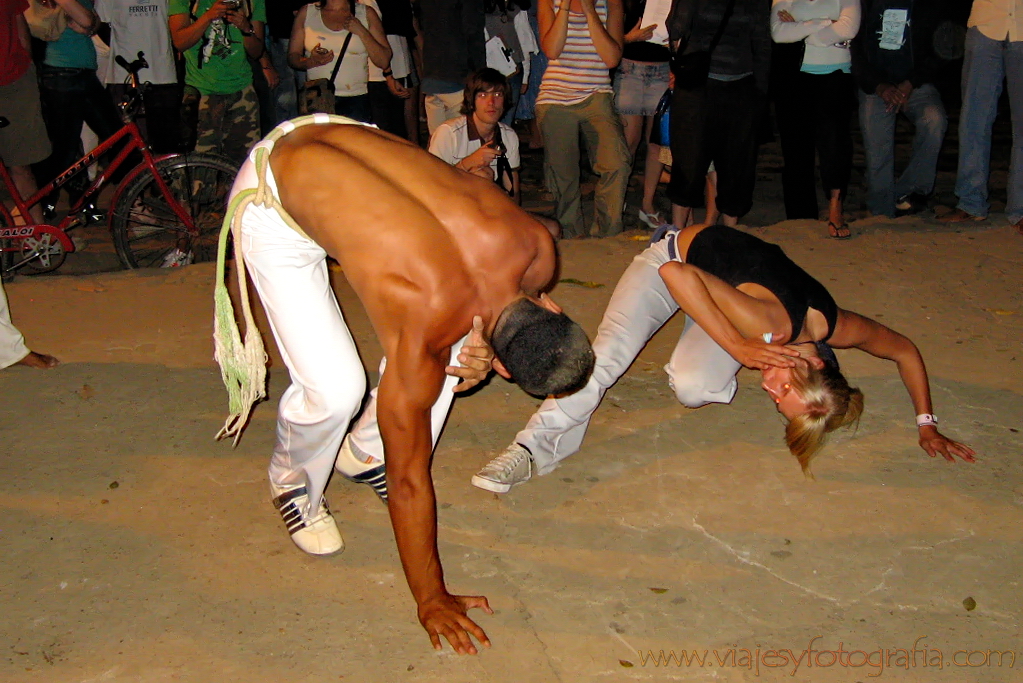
[2,0,1023,249]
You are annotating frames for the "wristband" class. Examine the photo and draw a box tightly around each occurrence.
[916,413,938,428]
[382,69,393,77]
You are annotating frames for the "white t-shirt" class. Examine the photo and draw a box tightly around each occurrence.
[428,116,521,181]
[305,1,376,96]
[96,0,177,85]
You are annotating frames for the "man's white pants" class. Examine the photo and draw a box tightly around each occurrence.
[0,279,30,369]
[233,153,464,512]
[515,237,743,474]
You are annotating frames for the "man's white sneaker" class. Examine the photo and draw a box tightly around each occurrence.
[336,436,388,502]
[472,443,534,493]
[270,482,344,555]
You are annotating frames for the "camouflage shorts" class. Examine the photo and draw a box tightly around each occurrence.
[192,84,260,165]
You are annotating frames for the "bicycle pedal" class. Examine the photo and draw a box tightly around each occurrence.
[81,204,106,224]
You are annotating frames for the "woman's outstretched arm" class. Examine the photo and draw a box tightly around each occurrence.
[828,309,976,462]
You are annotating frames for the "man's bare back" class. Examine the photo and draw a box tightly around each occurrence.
[270,124,556,353]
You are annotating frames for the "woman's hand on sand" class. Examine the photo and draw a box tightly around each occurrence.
[919,427,976,463]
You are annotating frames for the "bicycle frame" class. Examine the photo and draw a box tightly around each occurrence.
[0,121,197,243]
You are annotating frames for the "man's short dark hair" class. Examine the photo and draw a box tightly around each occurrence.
[461,68,513,117]
[491,298,595,398]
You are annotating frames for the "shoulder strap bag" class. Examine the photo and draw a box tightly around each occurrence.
[670,0,737,91]
[298,30,355,116]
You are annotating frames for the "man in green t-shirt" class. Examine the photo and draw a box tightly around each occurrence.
[169,0,266,164]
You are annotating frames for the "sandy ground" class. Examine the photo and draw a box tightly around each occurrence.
[3,134,1023,682]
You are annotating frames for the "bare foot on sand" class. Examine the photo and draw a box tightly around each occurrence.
[14,352,60,369]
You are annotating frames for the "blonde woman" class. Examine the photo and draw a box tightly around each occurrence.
[288,0,391,122]
[473,223,974,493]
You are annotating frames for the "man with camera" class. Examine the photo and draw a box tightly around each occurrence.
[169,0,266,164]
[428,68,521,201]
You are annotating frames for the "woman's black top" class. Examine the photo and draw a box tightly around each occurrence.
[622,0,671,63]
[685,225,838,340]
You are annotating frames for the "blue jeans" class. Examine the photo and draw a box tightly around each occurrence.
[858,83,947,217]
[955,27,1023,222]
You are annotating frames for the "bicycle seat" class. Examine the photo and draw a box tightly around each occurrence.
[0,117,9,129]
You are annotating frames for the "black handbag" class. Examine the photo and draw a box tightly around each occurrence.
[298,31,354,115]
[670,0,737,91]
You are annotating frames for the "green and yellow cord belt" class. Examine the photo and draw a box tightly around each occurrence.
[213,113,362,443]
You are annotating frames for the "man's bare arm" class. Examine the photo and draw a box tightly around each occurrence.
[377,336,493,654]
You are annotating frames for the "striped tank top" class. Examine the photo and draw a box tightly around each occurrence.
[536,0,613,107]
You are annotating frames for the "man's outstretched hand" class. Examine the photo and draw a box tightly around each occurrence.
[418,592,493,655]
[446,316,494,392]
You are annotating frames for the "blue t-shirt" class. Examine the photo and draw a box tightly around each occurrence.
[44,0,99,69]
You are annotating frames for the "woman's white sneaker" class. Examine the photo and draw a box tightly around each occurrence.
[471,443,534,493]
[270,482,344,555]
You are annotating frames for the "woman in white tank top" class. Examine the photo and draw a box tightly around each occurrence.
[288,0,391,122]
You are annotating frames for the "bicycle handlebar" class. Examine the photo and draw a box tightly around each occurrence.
[116,51,149,76]
[114,52,149,121]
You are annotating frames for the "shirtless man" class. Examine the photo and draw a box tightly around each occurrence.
[224,118,594,655]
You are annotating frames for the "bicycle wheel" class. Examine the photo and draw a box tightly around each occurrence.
[111,153,237,269]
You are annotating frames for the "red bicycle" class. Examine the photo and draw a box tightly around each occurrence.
[0,53,237,282]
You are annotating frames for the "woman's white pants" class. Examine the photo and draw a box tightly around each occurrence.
[515,237,743,474]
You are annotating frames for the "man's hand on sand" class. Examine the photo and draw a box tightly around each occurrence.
[446,316,494,392]
[15,352,59,369]
[418,592,493,654]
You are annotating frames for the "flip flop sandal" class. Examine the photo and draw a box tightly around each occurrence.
[828,221,851,240]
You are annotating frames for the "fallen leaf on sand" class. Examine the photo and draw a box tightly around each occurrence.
[559,278,604,288]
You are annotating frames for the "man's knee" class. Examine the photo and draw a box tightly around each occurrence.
[918,105,948,138]
[310,373,367,419]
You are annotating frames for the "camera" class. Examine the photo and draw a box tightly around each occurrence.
[223,0,240,8]
[488,139,507,157]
